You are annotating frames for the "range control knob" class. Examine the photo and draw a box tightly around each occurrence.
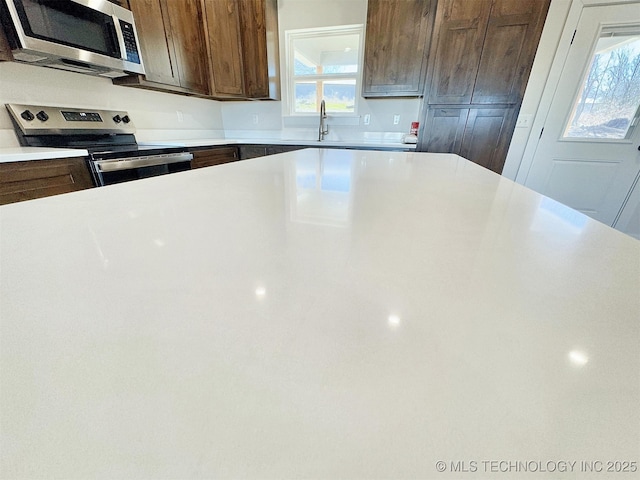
[36,110,49,122]
[21,110,35,121]
[121,115,130,124]
[112,115,122,123]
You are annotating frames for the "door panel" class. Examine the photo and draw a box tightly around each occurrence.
[363,0,434,97]
[524,3,640,227]
[427,0,492,104]
[203,0,245,96]
[460,107,517,173]
[473,0,549,104]
[165,0,209,94]
[127,0,179,86]
[418,108,468,153]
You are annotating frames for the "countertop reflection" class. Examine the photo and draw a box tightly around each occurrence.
[1,149,638,479]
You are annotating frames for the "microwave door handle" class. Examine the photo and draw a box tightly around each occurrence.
[112,15,127,60]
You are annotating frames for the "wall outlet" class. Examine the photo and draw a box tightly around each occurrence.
[393,114,400,125]
[252,114,259,125]
[363,114,371,125]
[516,114,533,128]
[176,110,184,123]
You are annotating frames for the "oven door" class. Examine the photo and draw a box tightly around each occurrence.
[92,152,193,186]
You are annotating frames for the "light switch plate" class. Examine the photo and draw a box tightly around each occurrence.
[363,114,371,125]
[393,114,400,125]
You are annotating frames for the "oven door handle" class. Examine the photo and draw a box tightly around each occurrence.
[95,152,193,172]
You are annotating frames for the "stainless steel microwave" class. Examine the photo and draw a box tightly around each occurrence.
[0,0,145,78]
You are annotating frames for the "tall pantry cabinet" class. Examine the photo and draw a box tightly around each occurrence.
[417,0,550,173]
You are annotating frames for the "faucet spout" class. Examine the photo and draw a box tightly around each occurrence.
[318,99,328,141]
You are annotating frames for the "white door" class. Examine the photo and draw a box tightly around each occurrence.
[523,2,640,230]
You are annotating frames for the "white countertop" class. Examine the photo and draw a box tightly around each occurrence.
[0,146,89,162]
[1,150,638,479]
[0,138,414,162]
[137,137,417,150]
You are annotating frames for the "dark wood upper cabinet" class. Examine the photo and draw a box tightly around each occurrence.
[203,0,280,99]
[362,0,435,97]
[472,0,550,104]
[164,0,209,94]
[427,0,548,105]
[239,0,279,99]
[202,0,245,96]
[125,0,180,87]
[427,0,491,104]
[115,0,209,96]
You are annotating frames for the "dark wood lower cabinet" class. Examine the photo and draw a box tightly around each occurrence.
[239,145,304,160]
[190,146,239,169]
[460,107,518,173]
[0,157,94,205]
[419,106,517,173]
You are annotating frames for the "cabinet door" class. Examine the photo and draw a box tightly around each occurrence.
[164,0,209,94]
[127,0,180,86]
[427,0,492,104]
[459,107,517,173]
[191,147,239,169]
[203,0,245,96]
[472,0,549,104]
[239,146,268,160]
[239,0,280,99]
[363,0,435,97]
[0,158,94,205]
[418,107,468,153]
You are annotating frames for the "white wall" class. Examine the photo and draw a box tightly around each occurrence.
[221,0,422,142]
[0,62,224,147]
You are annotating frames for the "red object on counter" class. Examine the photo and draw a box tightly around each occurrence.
[410,122,419,135]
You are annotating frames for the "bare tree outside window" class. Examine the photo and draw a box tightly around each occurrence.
[564,31,640,139]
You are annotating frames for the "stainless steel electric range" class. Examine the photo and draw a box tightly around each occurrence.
[6,103,193,186]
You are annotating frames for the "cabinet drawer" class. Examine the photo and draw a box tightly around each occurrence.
[191,147,239,169]
[0,158,94,205]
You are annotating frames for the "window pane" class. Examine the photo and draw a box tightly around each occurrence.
[293,33,359,76]
[564,31,640,139]
[294,82,317,113]
[294,80,356,113]
[323,80,356,113]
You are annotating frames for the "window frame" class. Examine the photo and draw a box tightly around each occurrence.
[284,24,364,117]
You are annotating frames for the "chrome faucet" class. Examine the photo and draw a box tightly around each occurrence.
[318,99,328,141]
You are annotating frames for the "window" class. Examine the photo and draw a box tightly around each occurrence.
[564,26,640,140]
[286,25,363,115]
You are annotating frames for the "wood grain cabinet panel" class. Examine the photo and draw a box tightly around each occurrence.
[427,0,492,104]
[126,0,179,86]
[203,0,280,99]
[191,147,239,169]
[418,0,550,174]
[202,0,245,96]
[460,107,518,173]
[115,0,209,96]
[472,0,550,104]
[164,0,209,95]
[420,108,468,154]
[363,0,435,97]
[0,158,94,205]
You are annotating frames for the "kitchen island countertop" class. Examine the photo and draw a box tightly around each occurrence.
[1,149,638,479]
[0,137,414,163]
